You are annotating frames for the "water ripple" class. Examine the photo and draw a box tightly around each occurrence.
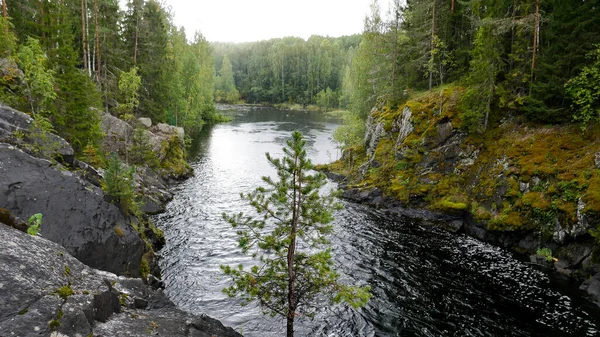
[154,109,600,337]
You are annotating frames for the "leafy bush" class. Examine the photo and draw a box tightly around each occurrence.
[536,247,554,262]
[102,154,138,214]
[27,213,42,236]
[565,45,600,129]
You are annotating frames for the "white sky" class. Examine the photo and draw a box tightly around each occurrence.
[122,0,391,43]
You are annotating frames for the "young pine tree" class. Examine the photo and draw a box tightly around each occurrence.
[221,131,371,337]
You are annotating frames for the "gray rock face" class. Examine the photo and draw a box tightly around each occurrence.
[0,58,24,82]
[393,106,413,148]
[0,104,75,166]
[138,117,152,128]
[0,143,143,276]
[152,123,185,141]
[0,224,242,337]
[101,112,134,156]
[359,112,386,176]
[581,273,600,307]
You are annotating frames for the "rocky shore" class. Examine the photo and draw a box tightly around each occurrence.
[0,104,241,336]
[324,88,600,307]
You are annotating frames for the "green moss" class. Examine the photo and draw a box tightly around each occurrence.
[488,211,526,231]
[432,199,468,213]
[140,252,152,280]
[120,293,129,306]
[18,308,28,315]
[55,285,74,299]
[521,192,551,210]
[63,265,71,277]
[160,136,191,177]
[49,319,60,330]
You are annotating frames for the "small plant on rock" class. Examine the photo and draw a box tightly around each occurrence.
[102,154,138,214]
[536,247,555,262]
[27,213,42,236]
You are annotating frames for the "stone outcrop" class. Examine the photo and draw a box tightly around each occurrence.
[100,112,194,212]
[0,224,241,337]
[0,104,74,165]
[0,143,144,276]
[327,87,600,306]
[100,112,192,179]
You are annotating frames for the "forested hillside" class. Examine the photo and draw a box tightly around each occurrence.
[323,0,600,284]
[339,0,600,131]
[0,0,216,155]
[211,35,360,108]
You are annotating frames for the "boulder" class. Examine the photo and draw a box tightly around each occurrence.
[138,117,152,128]
[0,224,242,337]
[101,112,134,156]
[0,104,74,166]
[0,143,144,276]
[580,272,600,307]
[152,123,185,141]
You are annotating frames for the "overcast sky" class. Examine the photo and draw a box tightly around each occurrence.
[124,0,391,43]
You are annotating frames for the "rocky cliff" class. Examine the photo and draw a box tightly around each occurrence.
[0,224,241,337]
[326,86,600,306]
[0,104,240,336]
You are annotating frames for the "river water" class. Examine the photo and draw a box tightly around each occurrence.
[154,106,600,336]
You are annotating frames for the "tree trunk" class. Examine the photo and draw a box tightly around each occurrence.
[281,54,285,102]
[4,0,9,34]
[391,5,400,94]
[451,0,455,13]
[94,0,100,80]
[429,2,436,91]
[531,0,540,83]
[286,155,301,337]
[133,15,139,64]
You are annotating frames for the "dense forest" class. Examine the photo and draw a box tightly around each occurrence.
[1,0,599,152]
[211,35,361,109]
[0,0,216,155]
[337,0,600,135]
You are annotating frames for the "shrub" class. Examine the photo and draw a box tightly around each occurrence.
[27,213,42,236]
[101,154,138,214]
[536,247,554,262]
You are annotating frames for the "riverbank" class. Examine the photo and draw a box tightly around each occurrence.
[322,86,600,307]
[0,104,241,336]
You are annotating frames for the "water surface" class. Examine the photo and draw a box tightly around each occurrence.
[154,106,600,336]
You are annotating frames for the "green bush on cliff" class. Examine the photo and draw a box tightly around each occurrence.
[26,213,42,236]
[102,154,138,214]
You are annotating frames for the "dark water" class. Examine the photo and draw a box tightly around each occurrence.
[154,106,600,336]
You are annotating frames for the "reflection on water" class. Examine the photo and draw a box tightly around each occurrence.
[154,106,600,336]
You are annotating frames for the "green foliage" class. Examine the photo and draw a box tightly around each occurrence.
[27,213,42,236]
[460,25,502,133]
[316,87,335,112]
[16,37,56,115]
[333,112,366,148]
[565,45,600,130]
[130,127,159,168]
[0,17,17,58]
[117,66,141,116]
[536,248,554,262]
[215,54,240,103]
[26,114,60,159]
[101,154,138,214]
[221,131,370,335]
[159,136,191,178]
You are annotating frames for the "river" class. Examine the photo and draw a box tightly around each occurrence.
[154,106,600,336]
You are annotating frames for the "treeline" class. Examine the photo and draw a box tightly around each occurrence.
[211,35,361,109]
[0,0,216,154]
[343,0,600,131]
